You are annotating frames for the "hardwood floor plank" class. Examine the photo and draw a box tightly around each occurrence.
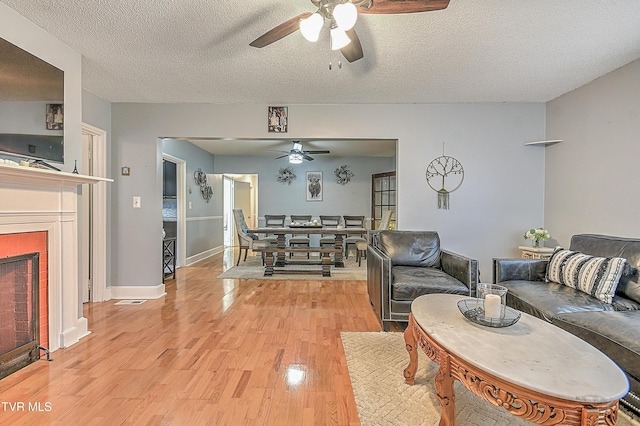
[0,249,382,425]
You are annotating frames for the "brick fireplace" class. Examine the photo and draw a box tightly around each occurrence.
[0,235,47,379]
[0,164,108,367]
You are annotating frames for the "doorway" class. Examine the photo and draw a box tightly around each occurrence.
[80,133,93,302]
[222,174,257,249]
[371,171,396,230]
[162,154,186,268]
[80,123,108,302]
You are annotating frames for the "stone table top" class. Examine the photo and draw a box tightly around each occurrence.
[411,294,629,403]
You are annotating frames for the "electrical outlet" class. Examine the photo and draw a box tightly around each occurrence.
[133,196,141,208]
[188,201,192,209]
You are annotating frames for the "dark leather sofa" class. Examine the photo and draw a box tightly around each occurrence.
[494,234,640,415]
[367,230,479,331]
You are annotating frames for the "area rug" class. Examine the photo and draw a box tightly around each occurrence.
[217,254,366,280]
[341,331,639,426]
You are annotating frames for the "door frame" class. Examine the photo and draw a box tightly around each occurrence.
[163,153,187,268]
[81,123,108,302]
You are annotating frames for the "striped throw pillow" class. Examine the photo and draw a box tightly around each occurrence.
[546,247,627,304]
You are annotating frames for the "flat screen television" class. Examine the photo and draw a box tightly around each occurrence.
[0,37,64,165]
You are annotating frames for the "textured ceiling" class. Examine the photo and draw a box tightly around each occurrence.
[3,0,640,105]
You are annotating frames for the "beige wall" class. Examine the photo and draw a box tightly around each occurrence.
[546,59,640,246]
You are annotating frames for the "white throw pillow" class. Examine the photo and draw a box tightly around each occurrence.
[546,247,627,304]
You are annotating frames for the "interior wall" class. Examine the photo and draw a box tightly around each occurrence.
[82,89,113,288]
[545,58,640,246]
[0,2,82,174]
[111,102,545,284]
[213,154,394,220]
[0,2,86,344]
[0,101,64,137]
[162,138,220,261]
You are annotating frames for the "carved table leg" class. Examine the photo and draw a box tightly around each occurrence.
[435,355,455,426]
[403,315,418,385]
[264,254,274,276]
[334,235,345,267]
[275,234,286,266]
[322,253,331,277]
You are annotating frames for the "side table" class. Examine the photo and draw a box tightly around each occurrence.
[518,245,554,260]
[163,237,176,282]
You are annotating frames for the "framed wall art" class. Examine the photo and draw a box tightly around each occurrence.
[46,103,63,130]
[268,106,288,133]
[306,171,323,202]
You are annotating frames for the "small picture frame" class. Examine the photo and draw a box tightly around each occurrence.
[268,106,288,133]
[46,103,63,130]
[121,166,130,176]
[306,171,323,202]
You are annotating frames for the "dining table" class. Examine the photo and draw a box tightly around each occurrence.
[247,226,367,267]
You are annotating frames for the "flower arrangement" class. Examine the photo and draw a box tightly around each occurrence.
[523,228,550,247]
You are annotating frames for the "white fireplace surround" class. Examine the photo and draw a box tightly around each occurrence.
[0,164,111,352]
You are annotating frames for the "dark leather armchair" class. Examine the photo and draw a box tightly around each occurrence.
[367,230,479,330]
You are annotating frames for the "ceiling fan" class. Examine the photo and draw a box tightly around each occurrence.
[249,0,450,63]
[271,141,330,163]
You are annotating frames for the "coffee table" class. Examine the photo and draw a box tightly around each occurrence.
[403,294,629,425]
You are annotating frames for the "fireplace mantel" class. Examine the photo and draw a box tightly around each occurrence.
[0,163,112,186]
[0,163,112,352]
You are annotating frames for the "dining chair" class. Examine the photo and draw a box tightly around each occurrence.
[263,214,286,246]
[355,209,393,266]
[343,215,366,259]
[288,215,312,258]
[232,209,269,266]
[319,215,342,248]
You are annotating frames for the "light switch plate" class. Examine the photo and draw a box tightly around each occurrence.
[133,196,141,208]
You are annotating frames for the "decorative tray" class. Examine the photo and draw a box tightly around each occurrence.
[457,298,521,328]
[289,224,323,228]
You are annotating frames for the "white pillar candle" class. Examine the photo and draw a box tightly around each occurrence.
[485,294,502,319]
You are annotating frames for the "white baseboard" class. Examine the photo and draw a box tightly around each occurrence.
[186,245,224,266]
[103,286,112,301]
[111,284,166,300]
[59,316,90,349]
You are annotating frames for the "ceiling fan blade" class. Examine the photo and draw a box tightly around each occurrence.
[340,29,363,63]
[302,153,315,161]
[274,154,289,159]
[305,150,330,154]
[249,12,313,48]
[357,0,450,14]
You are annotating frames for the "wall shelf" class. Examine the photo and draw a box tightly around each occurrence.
[524,140,562,147]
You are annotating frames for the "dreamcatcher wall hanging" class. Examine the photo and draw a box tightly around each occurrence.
[425,144,464,209]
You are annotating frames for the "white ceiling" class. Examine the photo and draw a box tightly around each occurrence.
[3,0,640,106]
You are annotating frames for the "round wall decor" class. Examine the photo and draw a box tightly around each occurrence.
[334,165,354,185]
[276,166,297,185]
[193,168,213,203]
[425,149,464,210]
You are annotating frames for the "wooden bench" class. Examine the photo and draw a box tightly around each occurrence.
[251,247,343,276]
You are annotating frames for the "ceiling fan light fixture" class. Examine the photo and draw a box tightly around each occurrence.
[330,25,351,50]
[300,13,324,42]
[333,2,358,31]
[289,152,303,164]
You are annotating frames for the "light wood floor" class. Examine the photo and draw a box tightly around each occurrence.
[0,249,387,425]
